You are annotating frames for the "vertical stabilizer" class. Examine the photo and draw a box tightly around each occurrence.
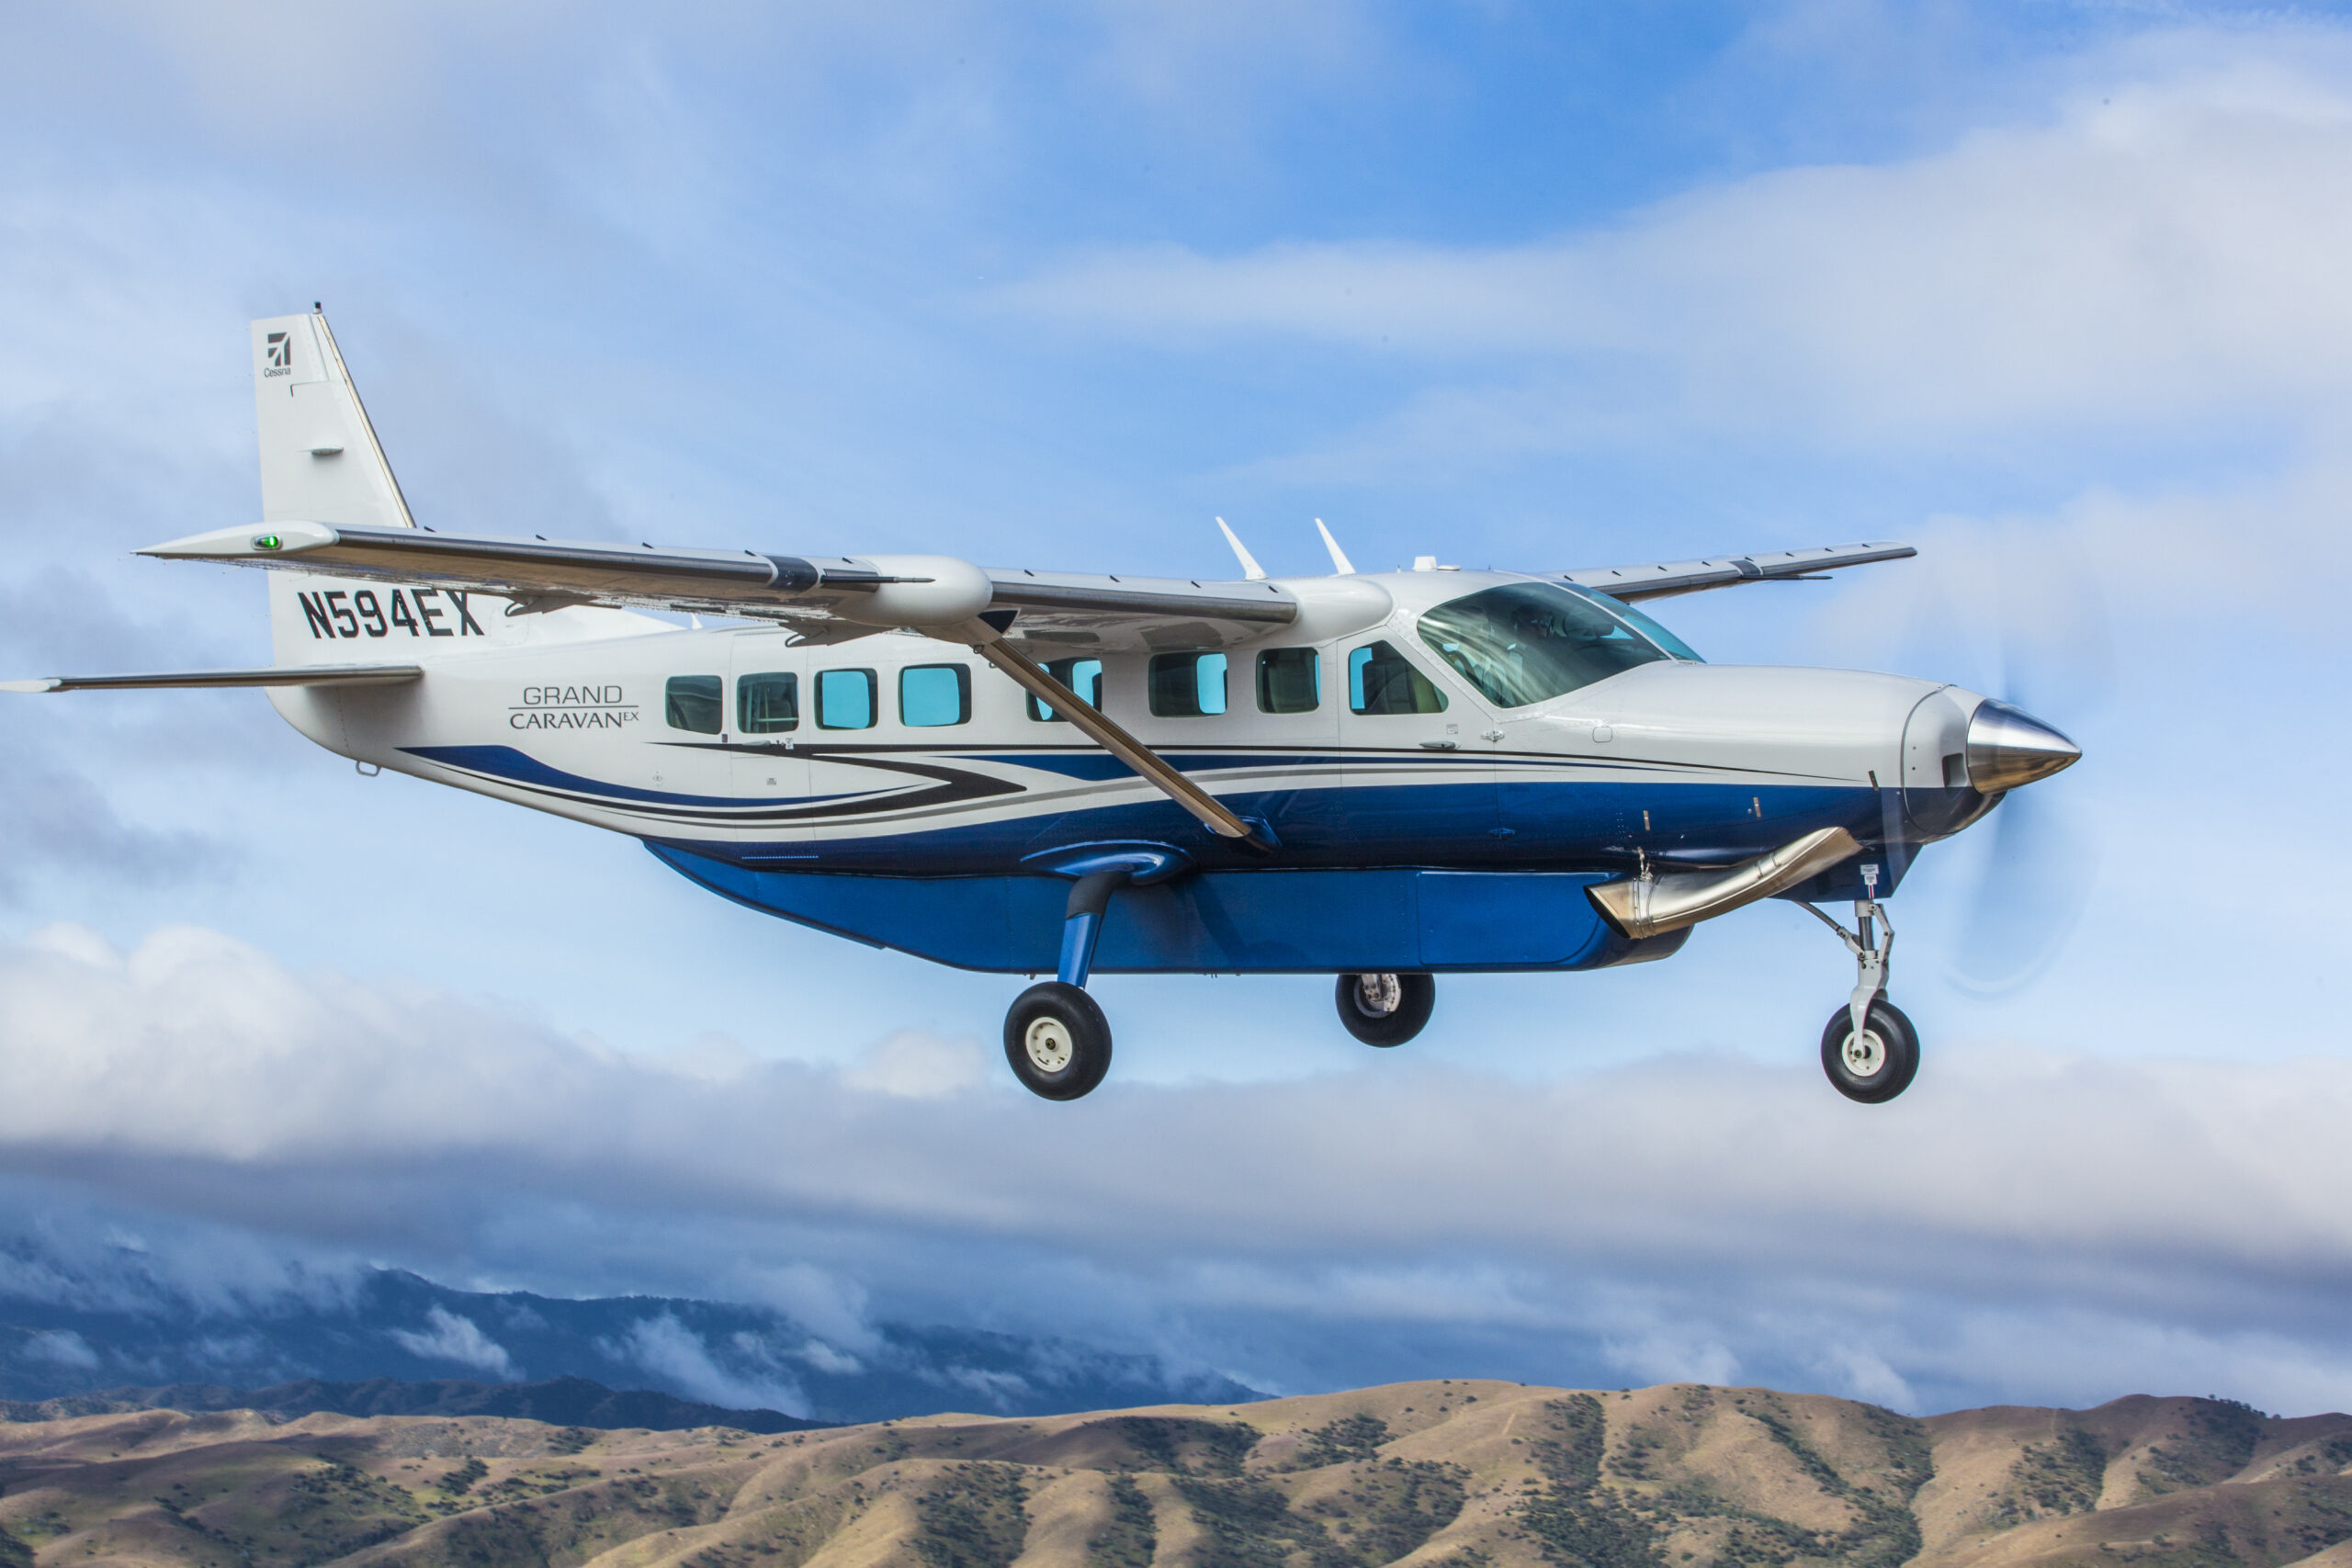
[252,310,414,529]
[254,310,418,674]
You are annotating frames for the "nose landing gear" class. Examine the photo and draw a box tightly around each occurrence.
[1819,997,1918,1103]
[1799,865,1920,1103]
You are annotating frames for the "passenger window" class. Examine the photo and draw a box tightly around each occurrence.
[1027,658,1103,722]
[665,674,723,733]
[737,672,798,734]
[899,663,970,727]
[1348,642,1449,715]
[816,668,876,729]
[1256,648,1320,714]
[1148,651,1227,717]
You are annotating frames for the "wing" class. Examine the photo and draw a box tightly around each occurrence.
[1564,541,1915,602]
[3,664,422,694]
[141,523,1298,651]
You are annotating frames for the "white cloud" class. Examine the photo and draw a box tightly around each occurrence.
[606,1313,807,1416]
[999,35,2352,448]
[388,1305,515,1378]
[738,1262,879,1356]
[2,923,2352,1412]
[843,1030,989,1099]
[1601,1331,1741,1392]
[21,1328,99,1370]
[793,1337,865,1377]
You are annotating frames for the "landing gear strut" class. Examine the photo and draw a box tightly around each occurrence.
[1335,972,1435,1047]
[1798,865,1919,1103]
[1003,869,1125,1100]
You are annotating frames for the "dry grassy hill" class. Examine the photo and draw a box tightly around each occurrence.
[0,1379,2345,1567]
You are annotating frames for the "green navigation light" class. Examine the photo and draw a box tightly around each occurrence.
[253,535,282,551]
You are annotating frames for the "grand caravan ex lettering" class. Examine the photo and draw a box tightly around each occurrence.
[299,588,484,639]
[511,685,638,730]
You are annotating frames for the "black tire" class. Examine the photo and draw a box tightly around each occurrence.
[1820,999,1920,1104]
[1003,982,1114,1100]
[1335,972,1436,1047]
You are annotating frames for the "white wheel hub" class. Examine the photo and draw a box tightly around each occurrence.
[1024,1015,1075,1074]
[1356,973,1402,1017]
[1842,1028,1887,1079]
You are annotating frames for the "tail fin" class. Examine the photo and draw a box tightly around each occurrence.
[252,310,414,530]
[254,310,429,670]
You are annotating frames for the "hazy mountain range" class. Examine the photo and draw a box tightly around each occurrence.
[0,1255,1253,1425]
[0,1376,2344,1567]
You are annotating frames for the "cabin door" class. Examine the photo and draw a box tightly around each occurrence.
[1335,634,1498,856]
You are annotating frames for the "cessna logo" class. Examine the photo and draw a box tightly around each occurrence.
[263,331,292,377]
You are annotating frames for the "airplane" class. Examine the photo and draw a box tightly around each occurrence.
[7,310,2080,1103]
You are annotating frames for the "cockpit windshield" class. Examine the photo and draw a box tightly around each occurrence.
[1417,581,1700,708]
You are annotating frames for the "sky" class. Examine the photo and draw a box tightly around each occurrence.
[2,0,2350,1418]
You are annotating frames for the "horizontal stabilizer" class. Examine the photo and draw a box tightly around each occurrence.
[3,664,422,694]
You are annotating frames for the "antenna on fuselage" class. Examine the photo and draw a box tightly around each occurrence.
[1314,518,1356,575]
[1215,517,1266,581]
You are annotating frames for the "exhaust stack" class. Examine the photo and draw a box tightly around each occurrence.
[1589,827,1863,941]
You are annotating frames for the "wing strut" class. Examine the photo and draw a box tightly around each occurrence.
[967,635,1271,852]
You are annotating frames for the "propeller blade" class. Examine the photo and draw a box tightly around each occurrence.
[1947,784,2099,995]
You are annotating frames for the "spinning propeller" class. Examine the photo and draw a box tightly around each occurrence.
[1950,694,2091,994]
[1896,546,2108,995]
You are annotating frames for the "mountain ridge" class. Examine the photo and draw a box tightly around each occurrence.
[0,1261,1256,1424]
[0,1376,2344,1566]
[0,1373,831,1435]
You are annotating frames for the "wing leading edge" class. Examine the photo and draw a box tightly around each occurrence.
[141,522,1299,650]
[1565,541,1916,602]
[130,523,1915,649]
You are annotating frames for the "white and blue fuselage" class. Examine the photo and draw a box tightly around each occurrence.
[264,567,1991,978]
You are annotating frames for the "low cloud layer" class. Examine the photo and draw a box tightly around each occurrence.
[1,923,2347,1416]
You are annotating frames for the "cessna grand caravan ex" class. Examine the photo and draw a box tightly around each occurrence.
[10,311,2080,1102]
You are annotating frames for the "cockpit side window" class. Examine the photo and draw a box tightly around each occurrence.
[1417,581,1681,708]
[1256,648,1320,714]
[1348,641,1449,715]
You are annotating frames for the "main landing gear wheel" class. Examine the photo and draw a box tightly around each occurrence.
[1820,999,1919,1104]
[1335,972,1436,1047]
[1004,982,1114,1100]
